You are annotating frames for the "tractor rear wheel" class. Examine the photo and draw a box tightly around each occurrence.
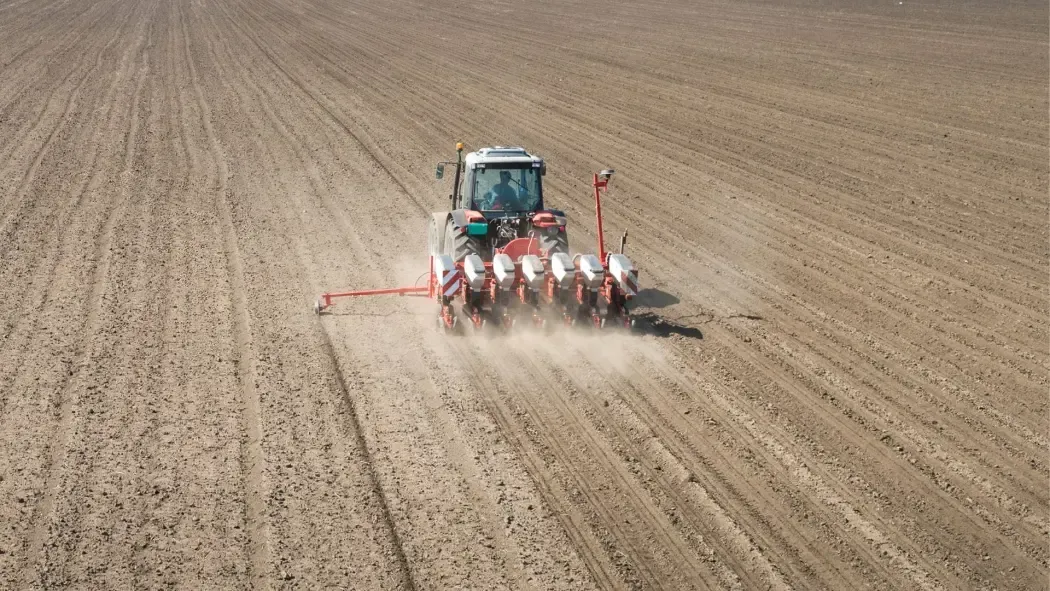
[428,213,447,256]
[444,219,482,262]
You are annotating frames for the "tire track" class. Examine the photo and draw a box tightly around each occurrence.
[121,3,251,584]
[315,330,419,591]
[176,2,271,585]
[189,5,420,586]
[124,28,187,582]
[0,1,144,580]
[42,22,160,582]
[21,6,152,579]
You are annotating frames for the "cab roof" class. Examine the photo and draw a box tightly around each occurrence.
[464,146,543,168]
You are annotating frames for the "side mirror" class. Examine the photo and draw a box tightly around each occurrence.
[436,163,445,179]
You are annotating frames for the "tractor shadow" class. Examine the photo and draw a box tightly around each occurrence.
[630,288,706,339]
[632,312,704,340]
[630,286,764,340]
[634,288,679,309]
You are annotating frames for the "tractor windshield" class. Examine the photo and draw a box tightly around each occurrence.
[471,165,542,212]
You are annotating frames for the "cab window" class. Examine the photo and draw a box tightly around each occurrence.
[471,166,542,212]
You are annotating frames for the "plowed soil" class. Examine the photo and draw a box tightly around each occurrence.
[1,0,1046,588]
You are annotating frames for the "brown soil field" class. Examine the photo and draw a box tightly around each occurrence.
[0,0,1047,588]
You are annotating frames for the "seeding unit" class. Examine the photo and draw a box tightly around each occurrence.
[314,146,640,334]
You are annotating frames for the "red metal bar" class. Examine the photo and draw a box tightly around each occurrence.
[322,286,429,308]
[325,287,429,298]
[593,173,607,263]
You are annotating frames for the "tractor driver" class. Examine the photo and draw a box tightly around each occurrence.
[487,170,519,210]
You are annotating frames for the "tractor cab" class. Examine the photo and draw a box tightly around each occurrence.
[462,147,545,214]
[432,144,567,264]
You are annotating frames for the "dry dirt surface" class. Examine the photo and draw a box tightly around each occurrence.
[0,0,1047,587]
